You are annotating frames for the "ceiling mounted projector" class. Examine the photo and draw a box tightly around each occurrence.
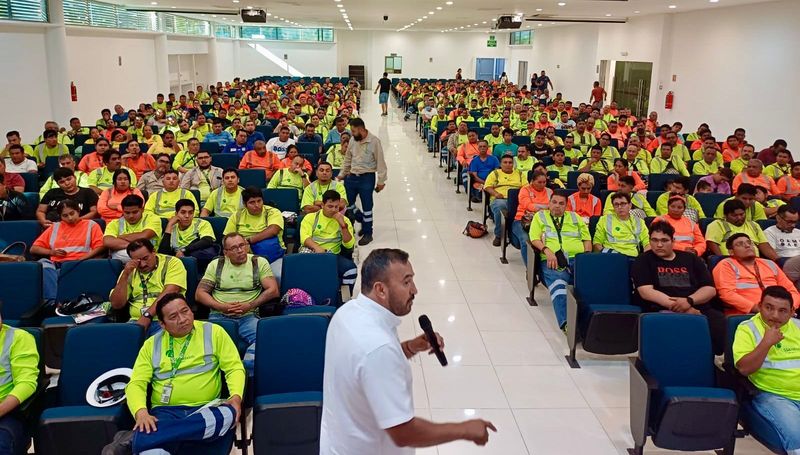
[496,15,522,29]
[241,8,267,23]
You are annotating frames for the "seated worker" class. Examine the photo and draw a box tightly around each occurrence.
[30,200,105,302]
[144,169,198,219]
[172,138,201,174]
[37,167,98,226]
[483,124,503,151]
[602,176,656,218]
[776,161,800,201]
[32,130,69,167]
[733,159,777,195]
[578,145,612,175]
[567,173,602,222]
[652,195,706,255]
[706,199,777,259]
[765,205,800,259]
[180,150,222,203]
[655,176,705,221]
[560,135,584,164]
[201,169,243,218]
[0,174,27,222]
[202,118,234,147]
[649,142,690,176]
[196,233,279,374]
[300,191,358,291]
[38,153,88,197]
[492,128,519,158]
[266,154,311,200]
[467,140,500,203]
[529,193,592,329]
[0,310,38,454]
[597,133,620,161]
[239,140,283,180]
[121,140,155,180]
[159,199,219,271]
[97,169,144,223]
[223,187,285,283]
[692,143,723,176]
[484,155,526,246]
[729,143,757,175]
[265,126,296,159]
[279,145,313,174]
[301,162,347,214]
[221,129,249,159]
[88,150,138,195]
[713,233,799,315]
[755,185,785,218]
[764,149,792,180]
[545,149,574,182]
[325,131,350,170]
[529,131,555,161]
[631,220,723,353]
[513,145,537,173]
[607,158,646,192]
[104,195,163,262]
[109,240,187,336]
[137,153,171,195]
[714,183,767,221]
[78,137,110,174]
[593,192,650,257]
[511,172,553,265]
[4,145,38,174]
[110,293,243,454]
[653,130,690,162]
[733,286,800,455]
[696,168,734,195]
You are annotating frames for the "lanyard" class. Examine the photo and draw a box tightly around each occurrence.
[137,257,159,307]
[740,261,766,290]
[551,214,564,247]
[166,331,193,383]
[200,169,212,186]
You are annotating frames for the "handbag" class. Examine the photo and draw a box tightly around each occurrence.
[0,242,26,263]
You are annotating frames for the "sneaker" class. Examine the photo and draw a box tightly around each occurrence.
[560,322,568,336]
[492,236,501,247]
[358,234,374,246]
[102,430,134,455]
[471,196,481,203]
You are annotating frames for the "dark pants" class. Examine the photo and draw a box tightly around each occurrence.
[133,404,235,454]
[344,172,376,236]
[0,413,26,455]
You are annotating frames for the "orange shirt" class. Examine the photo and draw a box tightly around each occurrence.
[97,188,144,222]
[652,215,706,255]
[732,173,776,194]
[515,186,553,220]
[239,151,283,179]
[567,193,601,220]
[607,172,646,192]
[646,137,667,153]
[280,157,313,174]
[78,152,104,174]
[776,175,800,200]
[456,142,480,167]
[607,129,627,143]
[712,257,800,315]
[32,219,104,262]
[124,154,156,179]
[722,146,742,163]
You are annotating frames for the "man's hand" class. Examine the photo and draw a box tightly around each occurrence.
[460,419,497,446]
[134,409,158,433]
[764,326,784,347]
[41,220,53,227]
[332,211,346,226]
[667,297,692,313]
[226,395,242,423]
[166,215,179,228]
[375,183,386,192]
[224,302,250,316]
[135,316,152,328]
[406,332,445,356]
[544,249,558,270]
[175,250,185,258]
[52,248,68,258]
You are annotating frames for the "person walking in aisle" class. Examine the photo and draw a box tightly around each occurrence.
[375,72,392,117]
[338,118,388,246]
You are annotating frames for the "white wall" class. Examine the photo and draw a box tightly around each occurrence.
[237,40,337,79]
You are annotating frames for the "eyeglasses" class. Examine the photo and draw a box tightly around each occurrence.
[225,243,248,252]
[612,202,630,208]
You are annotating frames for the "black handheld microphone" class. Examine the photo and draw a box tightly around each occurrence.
[418,314,448,366]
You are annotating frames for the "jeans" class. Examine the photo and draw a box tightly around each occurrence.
[344,172,376,235]
[511,220,529,265]
[209,312,258,375]
[133,404,236,454]
[0,413,25,455]
[427,130,435,152]
[750,391,800,452]
[489,199,507,238]
[378,92,389,104]
[269,257,283,287]
[337,254,358,293]
[40,258,58,302]
[540,259,576,328]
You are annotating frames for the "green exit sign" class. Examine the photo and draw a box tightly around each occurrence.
[487,35,497,47]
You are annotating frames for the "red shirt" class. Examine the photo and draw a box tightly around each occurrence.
[1,172,24,191]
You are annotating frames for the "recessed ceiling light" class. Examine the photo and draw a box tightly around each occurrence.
[266,12,271,15]
[170,5,175,8]
[211,14,216,17]
[537,23,542,26]
[526,25,531,28]
[482,21,486,23]
[466,24,471,27]
[557,2,566,5]
[446,1,453,4]
[428,11,434,14]
[605,13,611,16]
[417,18,422,21]
[709,0,719,2]
[436,6,442,9]
[634,10,640,13]
[535,8,542,11]
[150,1,157,4]
[668,4,677,8]
[423,15,428,18]
[232,0,239,3]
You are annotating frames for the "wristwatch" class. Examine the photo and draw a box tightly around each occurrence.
[141,309,154,320]
[686,296,695,308]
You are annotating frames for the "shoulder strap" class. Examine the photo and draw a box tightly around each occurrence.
[251,255,261,289]
[160,255,173,283]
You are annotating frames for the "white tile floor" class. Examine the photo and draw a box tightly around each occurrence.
[232,92,772,454]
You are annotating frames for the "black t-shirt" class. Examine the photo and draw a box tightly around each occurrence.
[378,78,391,93]
[631,250,714,312]
[40,188,99,222]
[537,76,551,90]
[530,144,554,159]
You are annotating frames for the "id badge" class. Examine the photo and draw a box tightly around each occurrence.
[160,384,173,404]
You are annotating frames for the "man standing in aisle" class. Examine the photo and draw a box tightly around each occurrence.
[320,249,496,454]
[338,118,387,246]
[375,72,392,117]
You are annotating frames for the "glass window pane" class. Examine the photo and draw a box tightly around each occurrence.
[2,0,48,22]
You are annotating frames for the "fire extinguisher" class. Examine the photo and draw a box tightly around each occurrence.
[70,82,77,102]
[665,91,674,110]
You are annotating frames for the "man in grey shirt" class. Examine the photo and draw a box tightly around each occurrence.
[337,118,388,246]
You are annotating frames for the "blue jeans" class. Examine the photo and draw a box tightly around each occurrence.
[378,92,389,104]
[540,258,576,328]
[344,173,376,236]
[337,254,358,292]
[511,220,529,265]
[209,312,257,375]
[0,413,25,455]
[133,404,236,454]
[489,199,507,238]
[751,391,800,452]
[40,259,58,302]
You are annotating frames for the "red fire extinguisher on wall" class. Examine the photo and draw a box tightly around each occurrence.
[665,91,674,110]
[70,82,77,102]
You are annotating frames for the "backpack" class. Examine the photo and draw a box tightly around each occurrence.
[280,288,315,308]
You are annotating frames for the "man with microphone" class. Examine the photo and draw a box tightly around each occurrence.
[320,248,497,454]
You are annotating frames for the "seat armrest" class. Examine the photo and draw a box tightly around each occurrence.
[629,357,658,448]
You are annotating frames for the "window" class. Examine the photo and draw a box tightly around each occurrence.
[214,24,234,38]
[63,0,209,35]
[510,30,532,46]
[0,0,48,22]
[239,26,334,42]
[384,55,402,74]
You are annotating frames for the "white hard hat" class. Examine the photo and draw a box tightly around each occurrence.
[86,368,133,408]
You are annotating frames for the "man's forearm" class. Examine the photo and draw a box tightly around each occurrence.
[0,396,21,418]
[391,417,468,448]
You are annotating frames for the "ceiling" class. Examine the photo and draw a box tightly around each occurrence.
[126,0,778,32]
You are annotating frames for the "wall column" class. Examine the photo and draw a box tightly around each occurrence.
[232,39,241,76]
[206,36,219,85]
[154,33,170,94]
[45,0,73,124]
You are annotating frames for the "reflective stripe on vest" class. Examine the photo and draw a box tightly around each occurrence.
[214,187,243,217]
[118,215,157,246]
[49,220,96,253]
[741,173,770,190]
[275,169,303,191]
[537,211,580,240]
[0,327,16,386]
[311,211,342,244]
[151,322,215,380]
[605,215,641,245]
[170,219,200,250]
[744,319,800,370]
[528,187,553,211]
[568,193,599,213]
[311,180,340,201]
[213,255,260,293]
[154,189,187,215]
[719,220,760,244]
[781,176,800,197]
[666,217,696,242]
[727,259,779,289]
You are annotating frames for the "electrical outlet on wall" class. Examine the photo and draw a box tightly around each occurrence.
[118,56,122,66]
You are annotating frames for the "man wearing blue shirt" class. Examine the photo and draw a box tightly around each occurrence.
[324,116,350,150]
[221,129,249,159]
[203,119,234,148]
[243,120,266,150]
[468,140,500,202]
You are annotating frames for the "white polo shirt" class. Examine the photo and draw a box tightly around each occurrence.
[320,293,414,455]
